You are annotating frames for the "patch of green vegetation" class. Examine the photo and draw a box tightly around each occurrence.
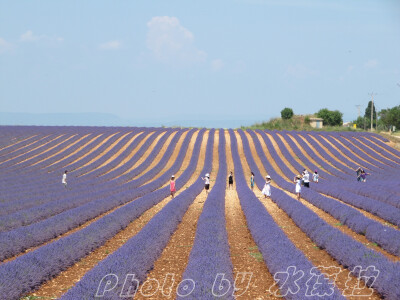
[249,252,264,262]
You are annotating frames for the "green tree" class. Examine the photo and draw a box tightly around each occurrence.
[281,107,294,120]
[379,105,400,130]
[316,108,343,126]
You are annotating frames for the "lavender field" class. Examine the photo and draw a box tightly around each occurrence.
[0,126,399,300]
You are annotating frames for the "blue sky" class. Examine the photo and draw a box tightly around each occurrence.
[0,0,399,127]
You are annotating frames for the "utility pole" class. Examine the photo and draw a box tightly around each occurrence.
[355,105,361,118]
[368,92,377,131]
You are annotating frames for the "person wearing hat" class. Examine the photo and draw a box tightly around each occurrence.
[170,175,176,198]
[201,173,210,194]
[294,175,302,200]
[261,175,271,198]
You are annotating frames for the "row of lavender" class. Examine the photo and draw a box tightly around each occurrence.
[0,129,182,233]
[238,130,400,299]
[230,129,345,299]
[0,129,197,261]
[244,130,400,256]
[60,130,215,299]
[0,129,209,300]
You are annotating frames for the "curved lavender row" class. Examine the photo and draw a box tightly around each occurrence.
[276,130,331,180]
[0,131,124,186]
[358,136,400,164]
[0,134,64,171]
[0,129,170,216]
[232,130,344,299]
[0,134,45,157]
[244,130,400,257]
[0,130,157,216]
[0,133,64,163]
[271,131,400,209]
[0,129,152,202]
[178,129,234,300]
[0,129,207,300]
[70,131,139,177]
[321,133,382,173]
[0,129,184,233]
[75,130,148,179]
[328,132,391,172]
[282,131,351,180]
[308,132,364,171]
[337,132,396,168]
[1,134,85,174]
[270,185,400,299]
[0,128,156,201]
[60,130,214,300]
[0,128,201,262]
[296,131,355,177]
[365,133,400,156]
[260,130,400,233]
[365,132,389,142]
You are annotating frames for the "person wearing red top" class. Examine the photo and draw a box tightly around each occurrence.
[170,175,176,198]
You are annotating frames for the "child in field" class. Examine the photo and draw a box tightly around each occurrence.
[62,170,68,188]
[170,175,176,198]
[294,175,301,200]
[228,171,234,190]
[302,170,310,188]
[312,170,319,183]
[201,173,210,194]
[261,175,271,198]
[250,172,255,190]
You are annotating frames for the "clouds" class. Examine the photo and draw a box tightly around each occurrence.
[0,38,13,54]
[211,59,224,71]
[364,59,378,69]
[146,16,206,65]
[20,30,63,43]
[99,40,122,50]
[285,63,319,79]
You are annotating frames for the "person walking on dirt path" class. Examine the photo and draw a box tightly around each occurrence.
[302,170,310,188]
[62,170,68,188]
[228,171,234,190]
[294,175,302,200]
[170,175,176,198]
[261,175,271,198]
[201,173,210,194]
[250,172,255,190]
[312,170,319,183]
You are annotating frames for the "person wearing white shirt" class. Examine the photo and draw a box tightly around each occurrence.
[201,173,210,194]
[302,170,310,188]
[62,170,68,188]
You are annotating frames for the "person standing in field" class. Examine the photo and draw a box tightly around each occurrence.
[312,170,319,183]
[355,167,363,182]
[201,173,210,194]
[261,175,271,198]
[302,170,310,188]
[228,171,234,190]
[62,170,68,188]
[170,175,176,198]
[294,175,301,200]
[250,172,255,190]
[360,170,370,182]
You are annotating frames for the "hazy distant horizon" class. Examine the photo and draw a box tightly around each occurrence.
[0,111,271,128]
